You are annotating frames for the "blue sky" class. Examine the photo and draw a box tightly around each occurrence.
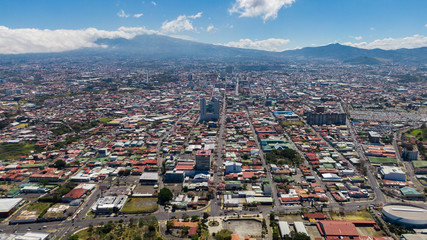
[0,0,427,54]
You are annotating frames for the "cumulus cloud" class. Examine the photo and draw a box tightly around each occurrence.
[0,26,158,54]
[152,1,157,6]
[117,9,130,18]
[229,0,295,21]
[343,34,427,50]
[370,27,375,31]
[133,13,143,18]
[425,24,427,27]
[222,38,290,51]
[161,12,203,33]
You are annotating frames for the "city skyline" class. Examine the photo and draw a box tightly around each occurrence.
[1,0,427,54]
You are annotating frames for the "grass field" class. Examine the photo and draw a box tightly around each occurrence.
[98,118,113,124]
[369,156,397,164]
[0,143,35,159]
[330,210,374,221]
[409,129,422,137]
[120,198,158,214]
[413,161,427,168]
[12,123,29,129]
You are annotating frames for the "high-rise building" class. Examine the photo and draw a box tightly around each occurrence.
[195,150,211,171]
[306,106,346,125]
[200,97,220,122]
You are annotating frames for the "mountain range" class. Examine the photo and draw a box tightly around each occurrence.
[4,34,427,64]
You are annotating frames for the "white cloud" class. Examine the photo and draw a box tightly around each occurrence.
[133,13,143,18]
[350,36,363,41]
[189,12,203,19]
[151,1,157,6]
[206,25,215,32]
[370,27,375,31]
[425,24,427,27]
[222,38,290,51]
[226,24,234,29]
[117,9,130,18]
[0,26,158,54]
[229,0,295,21]
[161,12,203,33]
[343,34,427,50]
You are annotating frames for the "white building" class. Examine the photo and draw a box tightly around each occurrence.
[380,166,406,182]
[225,161,242,174]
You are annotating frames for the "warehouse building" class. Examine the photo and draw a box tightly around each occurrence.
[0,198,24,217]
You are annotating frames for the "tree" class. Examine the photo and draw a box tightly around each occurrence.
[158,187,173,205]
[39,179,49,186]
[203,212,210,220]
[290,232,310,240]
[181,226,190,236]
[215,229,232,240]
[67,235,79,240]
[54,159,66,169]
[191,215,199,222]
[166,220,174,232]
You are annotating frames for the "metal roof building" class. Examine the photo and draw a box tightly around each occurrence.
[294,221,308,235]
[0,198,24,217]
[278,221,291,237]
[382,204,427,228]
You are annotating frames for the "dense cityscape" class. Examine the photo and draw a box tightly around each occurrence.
[0,56,426,240]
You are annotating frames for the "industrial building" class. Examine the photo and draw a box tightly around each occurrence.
[278,221,291,238]
[139,172,159,185]
[0,198,24,217]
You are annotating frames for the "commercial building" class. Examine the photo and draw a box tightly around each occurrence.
[379,166,406,182]
[200,97,220,122]
[195,150,211,171]
[369,131,381,143]
[225,161,242,174]
[164,170,185,183]
[91,195,128,213]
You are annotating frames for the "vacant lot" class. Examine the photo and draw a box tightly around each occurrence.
[224,220,262,238]
[330,210,373,221]
[0,143,35,159]
[281,120,304,127]
[357,227,386,237]
[121,197,158,214]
